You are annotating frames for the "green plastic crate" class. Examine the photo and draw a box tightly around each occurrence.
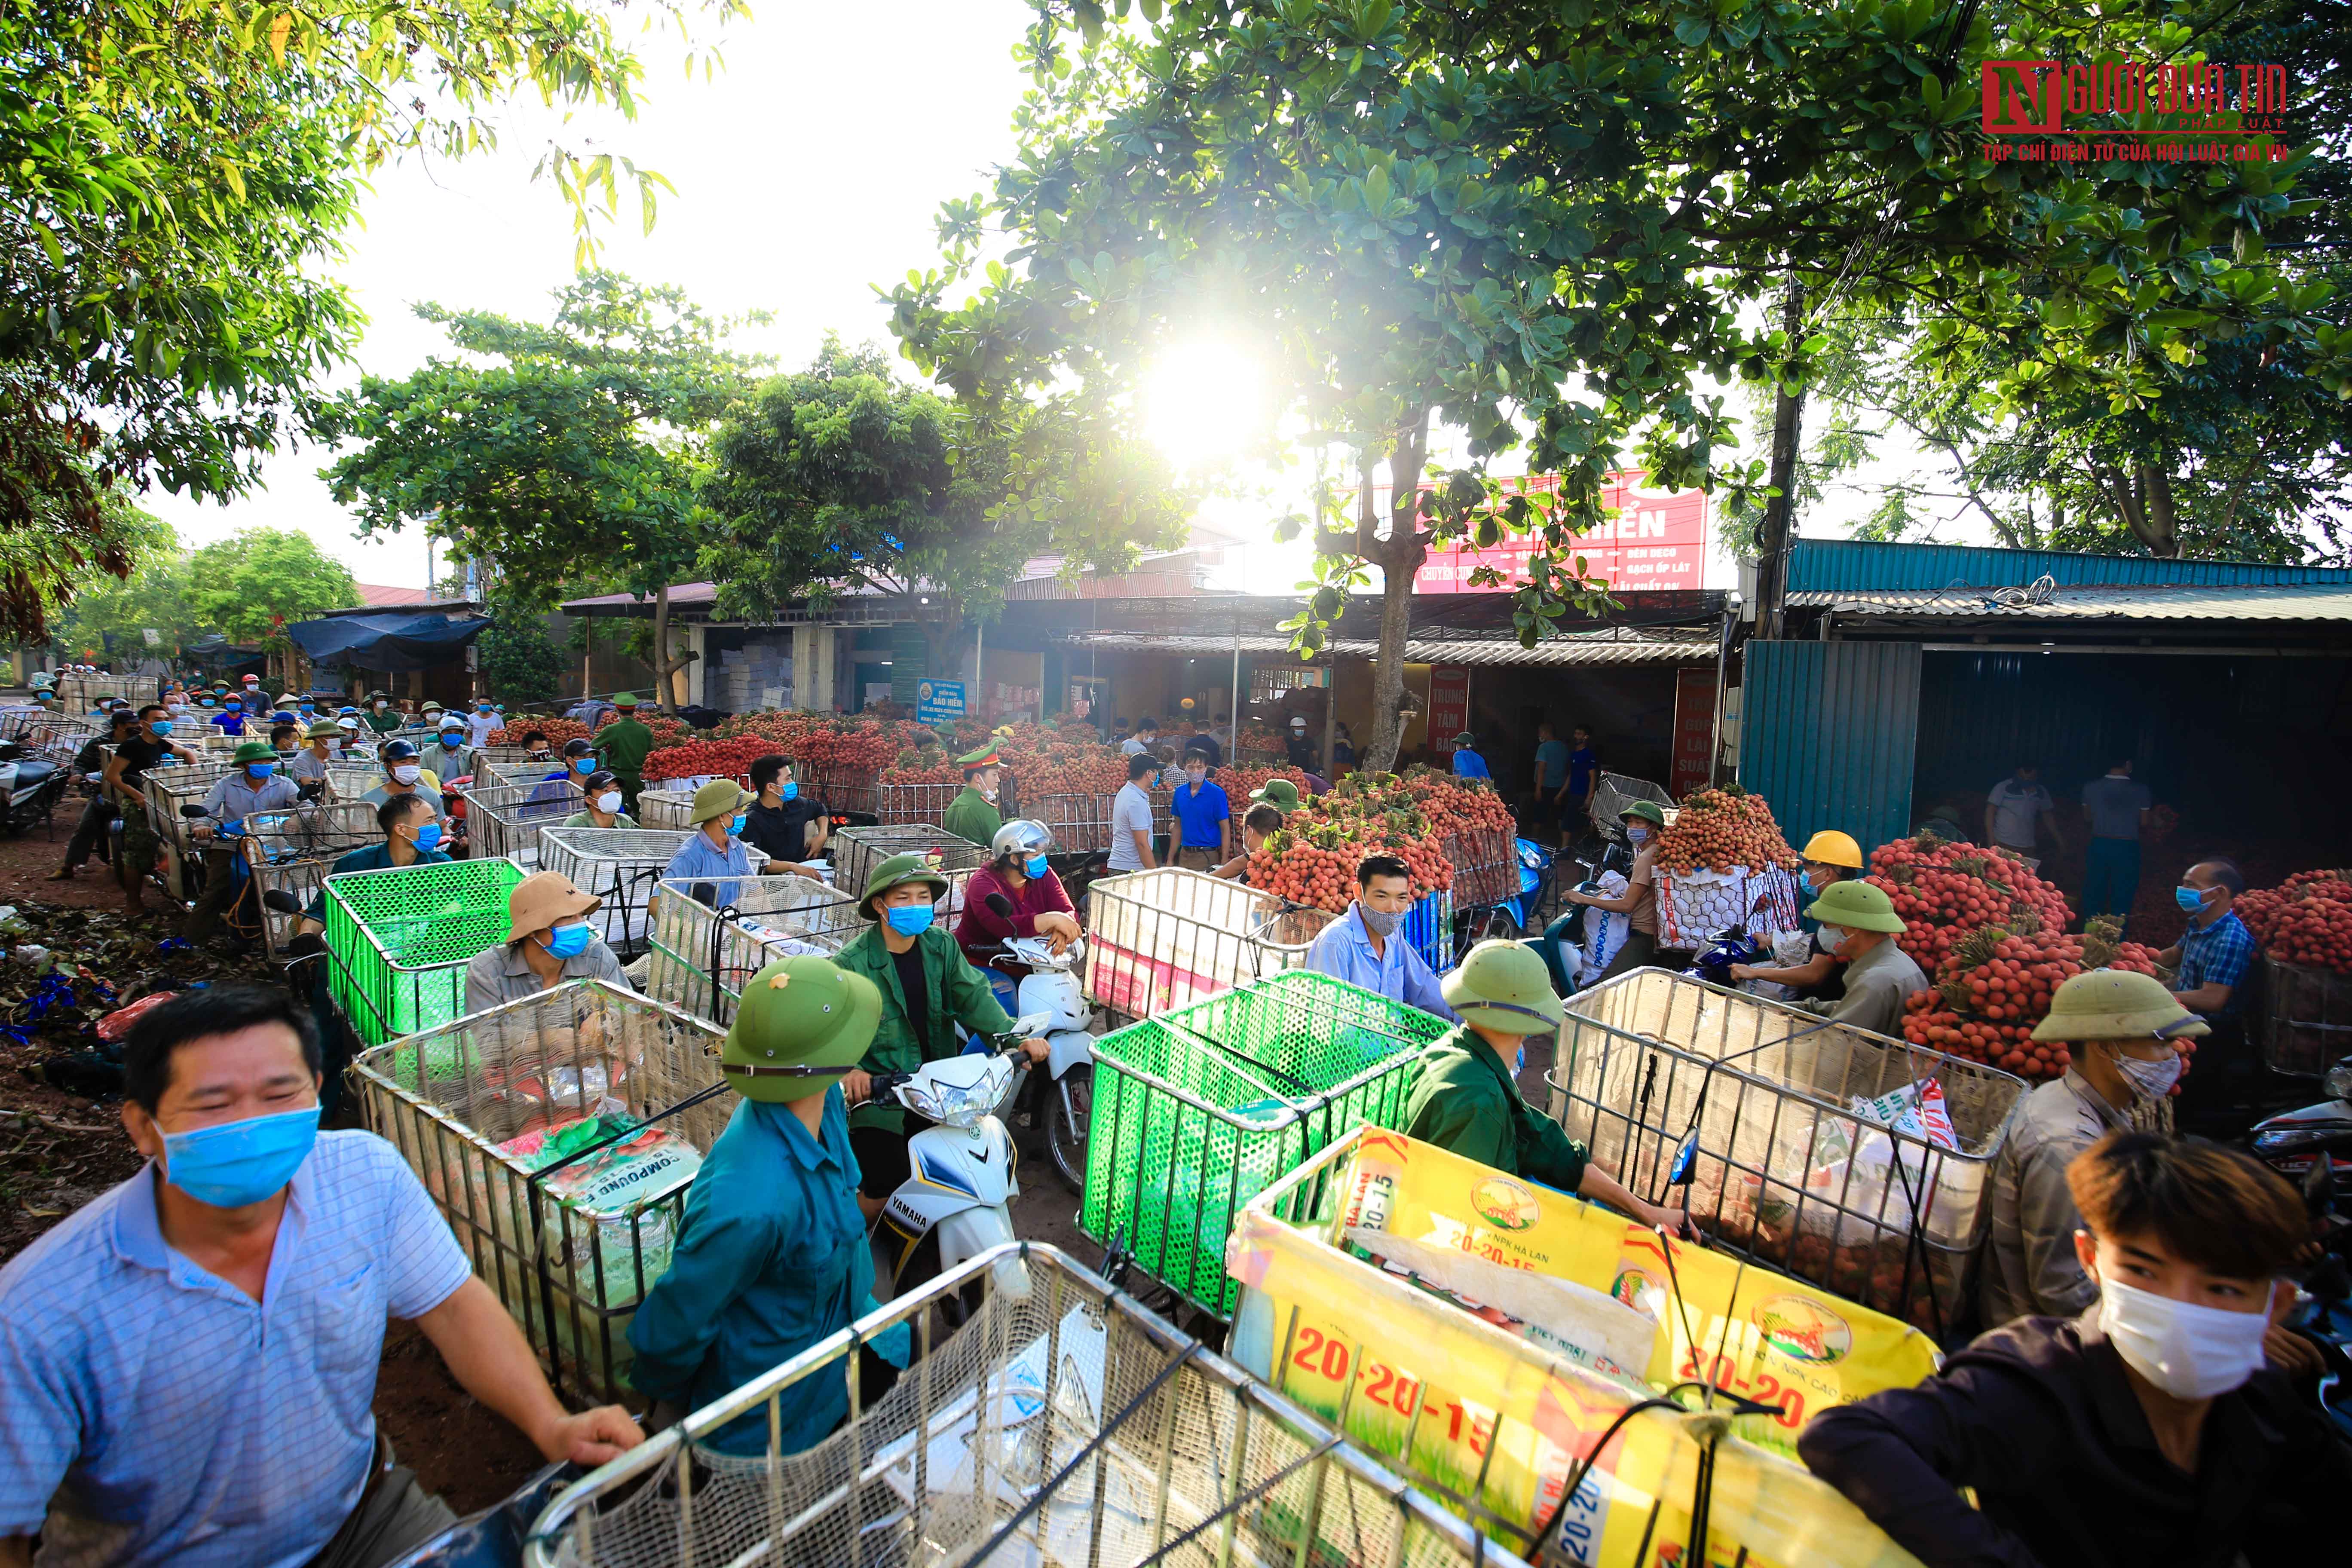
[1079,970,1453,1319]
[324,856,529,1047]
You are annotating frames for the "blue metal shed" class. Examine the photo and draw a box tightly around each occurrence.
[1789,538,2352,592]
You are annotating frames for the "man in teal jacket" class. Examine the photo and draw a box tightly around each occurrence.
[626,954,910,1455]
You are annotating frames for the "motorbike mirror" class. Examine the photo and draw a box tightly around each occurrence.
[2326,1059,2352,1104]
[1666,1126,1701,1186]
[984,892,1017,919]
[2304,1152,2337,1221]
[689,881,718,909]
[179,804,209,818]
[261,889,303,915]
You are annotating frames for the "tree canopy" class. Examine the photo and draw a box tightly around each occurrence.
[183,527,357,644]
[698,336,1186,635]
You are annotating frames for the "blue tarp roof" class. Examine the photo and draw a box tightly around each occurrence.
[286,609,486,672]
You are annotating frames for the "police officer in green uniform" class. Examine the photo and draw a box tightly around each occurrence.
[1405,939,1693,1231]
[595,692,655,815]
[830,853,1045,1220]
[626,954,910,1455]
[938,746,1004,847]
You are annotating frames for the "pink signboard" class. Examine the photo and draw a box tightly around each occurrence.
[1405,472,1707,594]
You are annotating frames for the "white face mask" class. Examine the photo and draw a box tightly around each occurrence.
[2113,1047,2184,1102]
[2098,1275,2272,1400]
[1817,923,1848,953]
[373,701,388,711]
[595,791,623,815]
[391,764,420,785]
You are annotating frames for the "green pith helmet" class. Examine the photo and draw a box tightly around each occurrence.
[689,778,751,826]
[720,955,882,1102]
[611,692,642,709]
[306,719,343,741]
[2032,968,2210,1043]
[1806,879,1906,933]
[1250,778,1302,810]
[859,851,949,920]
[231,740,276,765]
[1620,800,1666,827]
[1440,939,1567,1036]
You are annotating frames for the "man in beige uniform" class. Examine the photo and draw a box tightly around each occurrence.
[1977,969,2204,1328]
[1795,880,1925,1039]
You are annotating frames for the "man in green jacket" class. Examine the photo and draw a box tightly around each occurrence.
[830,852,1044,1219]
[1404,939,1691,1232]
[938,746,1004,847]
[596,692,655,815]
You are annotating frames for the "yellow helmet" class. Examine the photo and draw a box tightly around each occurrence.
[1801,830,1865,870]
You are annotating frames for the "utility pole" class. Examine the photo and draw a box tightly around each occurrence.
[1752,273,1807,643]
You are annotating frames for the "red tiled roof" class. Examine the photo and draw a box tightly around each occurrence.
[354,583,436,607]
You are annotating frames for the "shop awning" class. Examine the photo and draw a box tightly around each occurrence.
[1052,629,1716,666]
[285,609,489,672]
[1785,583,2352,621]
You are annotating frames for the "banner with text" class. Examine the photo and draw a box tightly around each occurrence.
[1407,472,1707,595]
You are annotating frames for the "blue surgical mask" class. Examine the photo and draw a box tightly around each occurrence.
[1626,826,1651,844]
[730,813,747,835]
[245,763,273,782]
[2174,885,2211,913]
[299,704,314,714]
[161,1105,320,1208]
[573,758,594,774]
[1025,853,1049,878]
[544,921,594,959]
[885,903,935,937]
[779,780,798,802]
[413,821,443,852]
[150,720,173,736]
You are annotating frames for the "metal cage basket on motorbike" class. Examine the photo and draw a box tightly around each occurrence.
[787,757,879,819]
[320,760,394,801]
[538,828,769,959]
[521,1240,1531,1568]
[351,978,730,1406]
[641,876,864,1026]
[142,760,247,857]
[1440,825,1520,919]
[322,855,530,1048]
[1544,967,2028,1336]
[632,788,694,830]
[1022,791,1121,855]
[466,779,582,867]
[1079,971,1452,1320]
[830,825,987,915]
[243,801,387,960]
[1081,866,1335,1026]
[1586,772,1679,846]
[874,779,966,827]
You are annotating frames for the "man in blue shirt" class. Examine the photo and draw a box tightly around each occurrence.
[1166,751,1230,872]
[0,986,639,1568]
[1565,725,1600,831]
[664,778,757,908]
[1450,730,1491,780]
[182,740,302,947]
[2157,860,2258,1135]
[1304,853,1461,1022]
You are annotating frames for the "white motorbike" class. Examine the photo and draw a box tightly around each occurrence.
[986,930,1097,1193]
[870,1020,1045,1310]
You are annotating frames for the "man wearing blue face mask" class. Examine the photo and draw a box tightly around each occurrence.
[463,870,630,1012]
[661,779,760,908]
[740,753,827,865]
[297,795,454,929]
[102,702,201,917]
[2156,861,2257,1135]
[181,741,301,946]
[0,986,643,1568]
[1560,801,1666,985]
[831,852,1046,1220]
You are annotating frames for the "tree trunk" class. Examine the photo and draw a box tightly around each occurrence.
[1752,274,1808,641]
[648,584,697,714]
[2135,460,2179,557]
[1362,411,1432,775]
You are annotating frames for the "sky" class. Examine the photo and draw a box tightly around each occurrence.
[144,0,1048,591]
[141,0,1954,600]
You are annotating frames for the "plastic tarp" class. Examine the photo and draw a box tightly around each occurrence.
[287,611,486,672]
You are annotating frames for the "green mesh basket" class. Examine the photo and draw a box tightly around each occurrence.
[1079,970,1452,1319]
[323,856,529,1047]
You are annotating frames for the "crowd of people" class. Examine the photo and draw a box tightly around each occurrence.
[0,677,2336,1568]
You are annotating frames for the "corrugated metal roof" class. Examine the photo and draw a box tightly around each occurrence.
[1788,583,2352,621]
[1054,630,1715,666]
[1789,538,2352,592]
[1740,640,1920,858]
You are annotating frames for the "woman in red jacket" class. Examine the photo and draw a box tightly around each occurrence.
[956,818,1081,967]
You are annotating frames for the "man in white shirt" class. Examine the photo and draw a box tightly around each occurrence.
[466,698,502,749]
[1985,763,2062,860]
[1106,752,1158,873]
[1120,716,1160,758]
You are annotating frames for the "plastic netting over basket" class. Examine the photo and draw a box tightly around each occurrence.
[245,801,383,959]
[351,979,730,1404]
[537,828,738,958]
[832,826,987,915]
[522,1242,1528,1568]
[1543,967,2028,1335]
[1079,971,1452,1319]
[468,778,582,866]
[643,877,866,1026]
[1082,867,1335,1024]
[324,855,530,1047]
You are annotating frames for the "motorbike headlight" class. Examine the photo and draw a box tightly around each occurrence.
[2252,1125,2352,1155]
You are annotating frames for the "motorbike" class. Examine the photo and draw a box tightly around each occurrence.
[2250,1057,2352,1213]
[868,1024,1046,1311]
[1688,924,1771,988]
[981,924,1097,1194]
[0,739,69,837]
